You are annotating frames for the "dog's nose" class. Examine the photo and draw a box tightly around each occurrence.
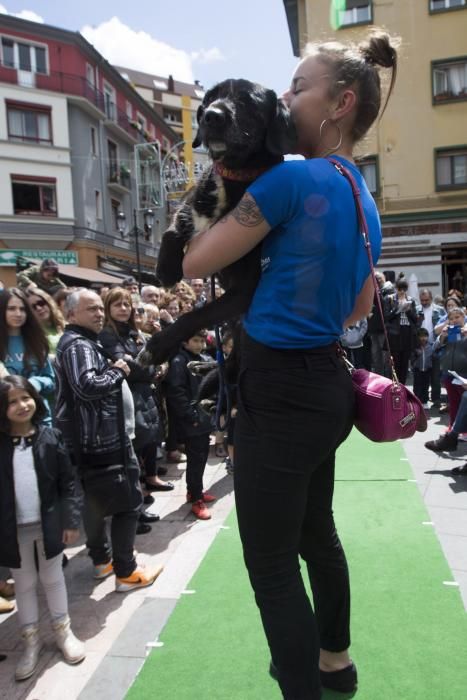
[203,107,225,127]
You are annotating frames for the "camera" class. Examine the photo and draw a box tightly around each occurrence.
[447,325,461,342]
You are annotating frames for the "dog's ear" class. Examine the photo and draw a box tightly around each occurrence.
[192,105,204,148]
[265,91,297,156]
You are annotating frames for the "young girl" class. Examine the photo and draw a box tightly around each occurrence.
[0,376,84,681]
[0,288,55,424]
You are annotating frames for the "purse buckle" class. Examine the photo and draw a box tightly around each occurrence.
[399,412,415,427]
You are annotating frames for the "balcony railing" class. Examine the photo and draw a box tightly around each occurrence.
[0,60,149,142]
[108,164,131,190]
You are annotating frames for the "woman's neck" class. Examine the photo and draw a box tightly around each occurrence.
[8,328,21,336]
[10,422,35,437]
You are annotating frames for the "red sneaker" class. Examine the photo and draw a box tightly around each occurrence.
[186,491,217,503]
[191,499,211,520]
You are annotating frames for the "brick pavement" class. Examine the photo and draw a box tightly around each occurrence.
[1,408,467,699]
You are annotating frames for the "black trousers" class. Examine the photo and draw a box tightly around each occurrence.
[413,368,431,404]
[184,432,210,500]
[234,334,355,700]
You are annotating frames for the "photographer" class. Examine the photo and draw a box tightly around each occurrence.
[384,276,418,384]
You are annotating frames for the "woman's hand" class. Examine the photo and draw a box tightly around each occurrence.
[62,529,80,546]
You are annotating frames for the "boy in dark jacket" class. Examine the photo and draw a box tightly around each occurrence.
[164,331,215,520]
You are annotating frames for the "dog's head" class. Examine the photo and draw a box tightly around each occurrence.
[192,79,296,168]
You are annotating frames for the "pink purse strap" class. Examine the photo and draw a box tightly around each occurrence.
[327,157,398,383]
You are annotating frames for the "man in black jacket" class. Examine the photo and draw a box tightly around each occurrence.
[55,289,162,592]
[165,331,215,520]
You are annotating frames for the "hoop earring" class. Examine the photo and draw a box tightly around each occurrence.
[319,118,343,155]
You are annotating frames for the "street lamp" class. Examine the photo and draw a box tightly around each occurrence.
[116,208,154,292]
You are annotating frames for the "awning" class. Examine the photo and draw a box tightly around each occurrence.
[57,264,124,285]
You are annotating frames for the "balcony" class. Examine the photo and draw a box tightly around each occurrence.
[107,163,132,193]
[0,60,145,143]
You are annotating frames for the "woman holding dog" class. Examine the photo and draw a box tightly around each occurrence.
[184,31,398,700]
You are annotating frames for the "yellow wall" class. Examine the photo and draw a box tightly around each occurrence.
[298,1,467,216]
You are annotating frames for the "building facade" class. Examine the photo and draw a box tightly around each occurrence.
[0,14,179,285]
[114,66,210,196]
[283,0,467,297]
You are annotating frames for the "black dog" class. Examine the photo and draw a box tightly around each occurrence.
[141,78,296,367]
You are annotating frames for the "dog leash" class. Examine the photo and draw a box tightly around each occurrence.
[210,275,232,431]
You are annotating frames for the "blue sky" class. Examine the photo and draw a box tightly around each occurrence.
[0,0,301,95]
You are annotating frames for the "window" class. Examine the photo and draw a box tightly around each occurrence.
[7,102,52,144]
[436,147,467,189]
[126,101,132,120]
[1,36,47,73]
[90,126,98,156]
[163,108,182,124]
[11,176,57,216]
[430,0,466,12]
[95,190,102,219]
[86,63,95,88]
[111,199,121,230]
[137,112,147,130]
[338,1,372,27]
[356,156,379,195]
[433,58,467,102]
[103,83,115,120]
[108,140,118,181]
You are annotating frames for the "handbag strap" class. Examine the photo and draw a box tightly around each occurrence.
[327,157,398,383]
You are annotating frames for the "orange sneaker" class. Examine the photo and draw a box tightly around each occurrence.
[115,564,163,593]
[186,491,217,503]
[191,499,211,520]
[93,561,113,580]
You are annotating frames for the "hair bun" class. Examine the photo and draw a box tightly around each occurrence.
[359,32,397,69]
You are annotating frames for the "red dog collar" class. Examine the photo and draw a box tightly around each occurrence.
[214,161,271,182]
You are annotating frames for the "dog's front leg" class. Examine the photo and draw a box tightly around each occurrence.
[140,285,252,367]
[155,229,185,287]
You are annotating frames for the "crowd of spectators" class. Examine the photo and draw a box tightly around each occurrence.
[1,259,466,680]
[0,262,228,681]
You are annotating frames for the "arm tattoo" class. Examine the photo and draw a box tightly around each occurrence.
[230,193,265,227]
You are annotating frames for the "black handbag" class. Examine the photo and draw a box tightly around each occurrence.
[81,461,142,517]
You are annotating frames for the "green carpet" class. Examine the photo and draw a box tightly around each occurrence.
[127,431,467,699]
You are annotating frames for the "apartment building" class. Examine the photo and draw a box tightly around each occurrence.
[0,14,179,286]
[283,0,467,296]
[114,66,210,194]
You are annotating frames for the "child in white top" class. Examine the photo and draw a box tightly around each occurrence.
[0,375,84,681]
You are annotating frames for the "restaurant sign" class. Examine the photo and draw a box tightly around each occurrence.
[0,249,78,266]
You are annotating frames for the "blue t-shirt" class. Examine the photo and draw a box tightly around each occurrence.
[5,335,55,424]
[244,156,382,348]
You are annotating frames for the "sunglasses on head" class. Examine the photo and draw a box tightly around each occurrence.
[32,299,47,310]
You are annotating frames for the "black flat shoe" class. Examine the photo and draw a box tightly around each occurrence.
[143,494,155,505]
[139,511,160,523]
[145,481,175,492]
[320,663,358,693]
[136,523,152,535]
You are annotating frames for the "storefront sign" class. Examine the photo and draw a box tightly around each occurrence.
[0,249,78,266]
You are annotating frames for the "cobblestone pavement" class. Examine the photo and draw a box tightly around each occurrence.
[1,406,467,700]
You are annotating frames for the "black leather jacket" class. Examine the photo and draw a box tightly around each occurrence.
[164,348,212,438]
[0,426,81,568]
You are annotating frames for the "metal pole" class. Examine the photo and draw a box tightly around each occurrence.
[133,208,142,293]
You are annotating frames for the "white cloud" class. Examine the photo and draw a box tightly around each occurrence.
[80,17,201,82]
[190,47,226,66]
[0,4,44,22]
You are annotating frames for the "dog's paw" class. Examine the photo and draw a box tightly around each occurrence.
[137,348,154,367]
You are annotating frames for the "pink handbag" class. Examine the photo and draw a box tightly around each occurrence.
[329,159,427,442]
